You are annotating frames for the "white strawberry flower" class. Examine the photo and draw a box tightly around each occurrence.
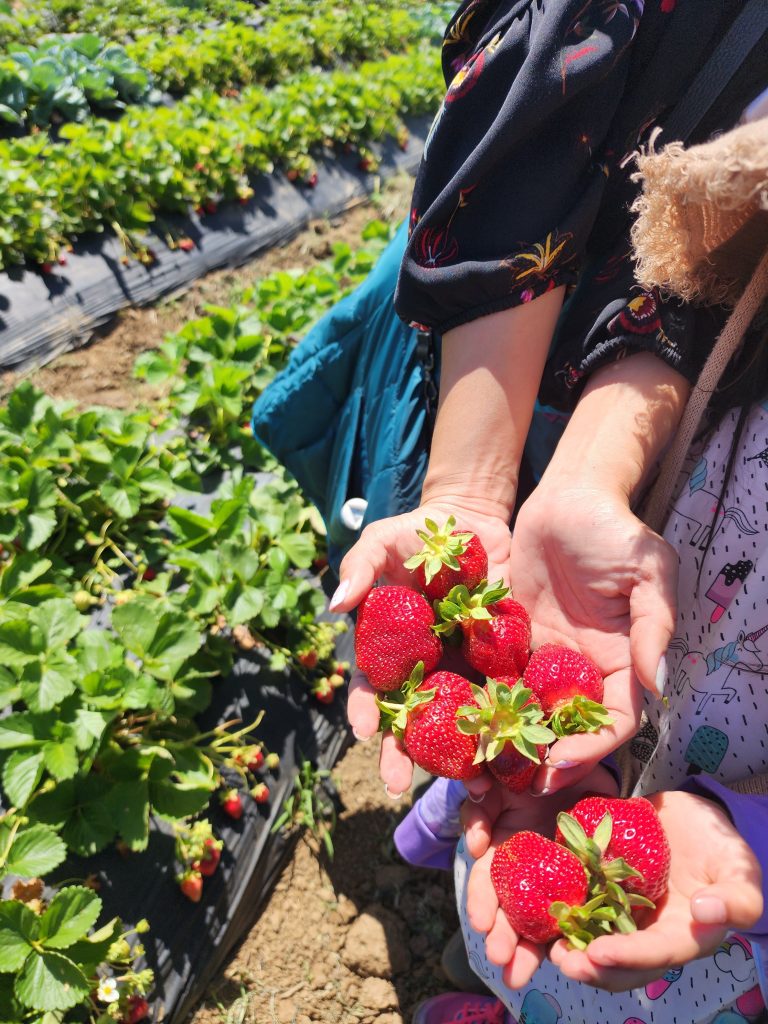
[97,977,120,1004]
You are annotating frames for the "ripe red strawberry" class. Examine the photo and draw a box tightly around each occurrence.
[220,789,244,820]
[404,516,488,601]
[178,237,195,252]
[41,262,54,275]
[246,747,264,772]
[492,597,530,623]
[179,870,203,903]
[436,582,530,677]
[204,200,218,214]
[141,566,157,581]
[286,168,300,182]
[307,172,318,188]
[455,678,554,791]
[251,782,270,803]
[355,585,441,691]
[198,838,222,877]
[382,671,483,780]
[312,677,334,704]
[298,649,319,669]
[556,796,670,905]
[523,644,610,736]
[491,831,589,943]
[124,995,150,1024]
[463,614,530,678]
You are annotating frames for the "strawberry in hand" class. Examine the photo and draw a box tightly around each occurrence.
[437,581,531,679]
[354,585,442,691]
[404,515,488,600]
[523,643,612,737]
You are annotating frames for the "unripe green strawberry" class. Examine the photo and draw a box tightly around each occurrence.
[491,832,589,943]
[355,586,441,691]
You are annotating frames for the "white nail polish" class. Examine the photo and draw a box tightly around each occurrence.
[352,729,372,742]
[384,784,405,800]
[548,759,579,770]
[655,655,668,697]
[329,579,350,611]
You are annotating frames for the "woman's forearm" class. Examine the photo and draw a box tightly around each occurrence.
[421,286,565,519]
[540,352,691,503]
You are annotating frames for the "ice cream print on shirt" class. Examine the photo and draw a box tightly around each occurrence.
[453,403,768,1023]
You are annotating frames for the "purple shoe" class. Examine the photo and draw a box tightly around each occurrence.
[411,993,512,1024]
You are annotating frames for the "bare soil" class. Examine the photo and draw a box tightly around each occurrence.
[190,740,457,1024]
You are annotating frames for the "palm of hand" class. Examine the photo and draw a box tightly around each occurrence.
[549,791,763,991]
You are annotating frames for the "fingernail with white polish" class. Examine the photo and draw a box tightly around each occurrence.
[655,655,668,698]
[329,579,350,611]
[530,784,550,797]
[548,759,580,770]
[384,784,405,800]
[468,791,486,804]
[352,729,372,742]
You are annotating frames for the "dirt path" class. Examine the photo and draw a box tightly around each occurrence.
[191,740,457,1024]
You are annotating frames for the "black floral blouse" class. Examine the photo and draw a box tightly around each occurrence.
[394,0,767,408]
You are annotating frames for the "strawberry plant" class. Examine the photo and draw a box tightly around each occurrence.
[271,760,337,859]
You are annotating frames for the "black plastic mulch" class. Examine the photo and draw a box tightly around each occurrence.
[0,116,429,372]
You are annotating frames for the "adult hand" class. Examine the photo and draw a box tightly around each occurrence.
[461,764,620,989]
[507,482,678,794]
[334,498,515,795]
[549,790,763,992]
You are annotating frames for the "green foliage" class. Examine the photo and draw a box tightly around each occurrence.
[0,36,154,130]
[0,48,441,268]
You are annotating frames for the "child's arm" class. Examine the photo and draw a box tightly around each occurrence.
[393,777,467,871]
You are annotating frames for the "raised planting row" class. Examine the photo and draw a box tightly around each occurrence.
[0,0,258,50]
[0,48,442,269]
[0,220,393,1023]
[0,1,444,134]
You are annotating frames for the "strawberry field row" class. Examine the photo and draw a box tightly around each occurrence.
[0,48,441,270]
[0,0,258,49]
[0,221,392,1023]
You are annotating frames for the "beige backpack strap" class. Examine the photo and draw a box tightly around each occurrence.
[643,247,768,534]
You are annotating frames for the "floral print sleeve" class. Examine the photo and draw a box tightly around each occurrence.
[394,0,644,334]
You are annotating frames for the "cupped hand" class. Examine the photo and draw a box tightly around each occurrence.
[508,483,678,793]
[549,790,763,992]
[333,500,515,794]
[461,764,620,989]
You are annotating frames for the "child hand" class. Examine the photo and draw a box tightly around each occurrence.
[461,765,619,989]
[548,790,763,992]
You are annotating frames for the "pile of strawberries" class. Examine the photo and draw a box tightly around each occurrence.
[353,517,670,945]
[355,517,612,791]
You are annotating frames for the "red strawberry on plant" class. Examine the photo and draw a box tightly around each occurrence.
[354,585,442,691]
[124,996,150,1024]
[379,668,484,781]
[404,516,488,601]
[556,796,671,905]
[455,679,555,791]
[178,238,195,252]
[523,643,611,736]
[179,870,203,903]
[198,838,222,877]
[220,789,244,820]
[490,832,590,943]
[313,677,334,704]
[251,782,270,803]
[298,649,319,669]
[246,746,264,772]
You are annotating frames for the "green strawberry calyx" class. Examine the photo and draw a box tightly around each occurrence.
[434,579,509,637]
[455,679,555,765]
[548,695,614,737]
[555,811,656,943]
[376,661,436,738]
[403,515,475,584]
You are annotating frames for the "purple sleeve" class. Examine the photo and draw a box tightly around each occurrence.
[683,776,768,983]
[394,778,467,871]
